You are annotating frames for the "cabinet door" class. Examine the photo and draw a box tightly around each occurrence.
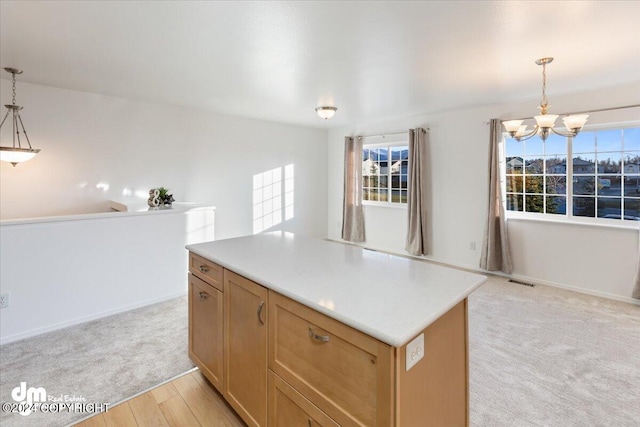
[224,269,268,427]
[189,273,224,392]
[269,371,339,427]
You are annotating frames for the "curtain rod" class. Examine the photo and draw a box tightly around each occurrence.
[502,103,640,122]
[358,128,430,139]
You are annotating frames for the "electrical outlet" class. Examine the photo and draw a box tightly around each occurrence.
[0,293,9,309]
[405,333,424,371]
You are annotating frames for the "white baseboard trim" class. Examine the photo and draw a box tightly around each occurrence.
[0,291,188,346]
[326,238,640,307]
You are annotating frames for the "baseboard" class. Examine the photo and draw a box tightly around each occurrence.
[326,238,640,307]
[0,291,188,345]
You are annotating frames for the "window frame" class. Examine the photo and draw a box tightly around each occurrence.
[501,121,640,228]
[362,140,409,208]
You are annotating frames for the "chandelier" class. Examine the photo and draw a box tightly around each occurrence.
[0,68,40,167]
[503,58,588,142]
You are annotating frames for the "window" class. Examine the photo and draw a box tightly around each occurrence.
[362,144,409,205]
[502,126,640,222]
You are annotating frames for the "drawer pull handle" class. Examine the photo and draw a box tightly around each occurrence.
[198,291,209,300]
[308,420,312,427]
[257,301,265,325]
[198,265,210,273]
[308,327,330,343]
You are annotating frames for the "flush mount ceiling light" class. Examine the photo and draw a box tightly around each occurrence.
[0,67,40,167]
[315,106,337,120]
[503,58,588,142]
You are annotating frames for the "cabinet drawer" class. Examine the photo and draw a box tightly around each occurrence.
[268,292,394,427]
[269,371,339,427]
[189,252,223,291]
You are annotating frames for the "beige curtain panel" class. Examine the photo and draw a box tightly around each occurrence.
[480,119,513,273]
[405,128,429,256]
[342,136,366,242]
[634,230,640,299]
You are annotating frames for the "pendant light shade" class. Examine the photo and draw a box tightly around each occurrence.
[0,68,40,167]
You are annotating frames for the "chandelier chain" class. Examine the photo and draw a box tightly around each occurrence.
[540,61,548,113]
[11,72,17,105]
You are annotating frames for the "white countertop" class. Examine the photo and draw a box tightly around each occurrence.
[187,231,487,347]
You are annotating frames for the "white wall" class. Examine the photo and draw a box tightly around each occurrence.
[0,79,328,239]
[328,83,640,302]
[0,207,215,344]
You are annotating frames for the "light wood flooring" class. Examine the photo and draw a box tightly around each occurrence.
[74,370,245,427]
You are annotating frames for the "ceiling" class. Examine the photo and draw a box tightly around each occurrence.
[1,1,639,129]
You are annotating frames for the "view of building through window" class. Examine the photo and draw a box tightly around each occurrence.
[362,145,409,204]
[503,127,640,221]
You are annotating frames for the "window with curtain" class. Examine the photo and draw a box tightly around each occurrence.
[502,125,640,223]
[362,144,409,205]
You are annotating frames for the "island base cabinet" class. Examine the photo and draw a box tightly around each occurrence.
[395,299,469,427]
[188,273,223,392]
[268,372,340,427]
[224,269,268,427]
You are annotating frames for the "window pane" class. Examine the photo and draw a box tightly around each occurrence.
[624,176,640,196]
[363,148,370,162]
[573,131,596,153]
[624,152,640,174]
[391,160,401,174]
[524,157,543,174]
[597,153,621,173]
[507,176,523,193]
[573,196,595,217]
[369,188,379,201]
[574,176,595,195]
[546,196,566,215]
[624,128,640,151]
[391,175,400,188]
[391,190,401,203]
[525,195,544,213]
[378,189,388,202]
[525,176,543,194]
[401,175,408,188]
[546,176,566,194]
[506,194,523,211]
[363,190,369,201]
[545,134,566,155]
[506,157,523,174]
[573,155,596,173]
[545,156,567,174]
[624,198,640,220]
[379,175,388,188]
[363,176,370,187]
[505,138,523,158]
[597,175,620,196]
[597,197,621,219]
[525,139,544,156]
[401,190,407,203]
[596,129,622,152]
[391,146,408,161]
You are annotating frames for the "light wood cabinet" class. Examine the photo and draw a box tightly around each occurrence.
[224,269,268,427]
[188,251,470,427]
[188,273,224,392]
[268,292,394,426]
[268,371,339,427]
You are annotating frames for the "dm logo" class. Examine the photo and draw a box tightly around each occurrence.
[11,382,46,416]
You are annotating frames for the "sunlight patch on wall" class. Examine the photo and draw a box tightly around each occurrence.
[253,164,295,234]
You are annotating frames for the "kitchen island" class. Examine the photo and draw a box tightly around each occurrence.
[186,231,486,427]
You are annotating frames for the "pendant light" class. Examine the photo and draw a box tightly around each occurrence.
[503,58,589,142]
[0,68,40,166]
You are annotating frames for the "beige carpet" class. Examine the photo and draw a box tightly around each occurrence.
[0,296,194,427]
[469,277,640,426]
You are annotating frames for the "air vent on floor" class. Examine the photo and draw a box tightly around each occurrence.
[508,279,535,287]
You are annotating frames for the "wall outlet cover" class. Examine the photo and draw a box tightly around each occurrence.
[406,332,424,371]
